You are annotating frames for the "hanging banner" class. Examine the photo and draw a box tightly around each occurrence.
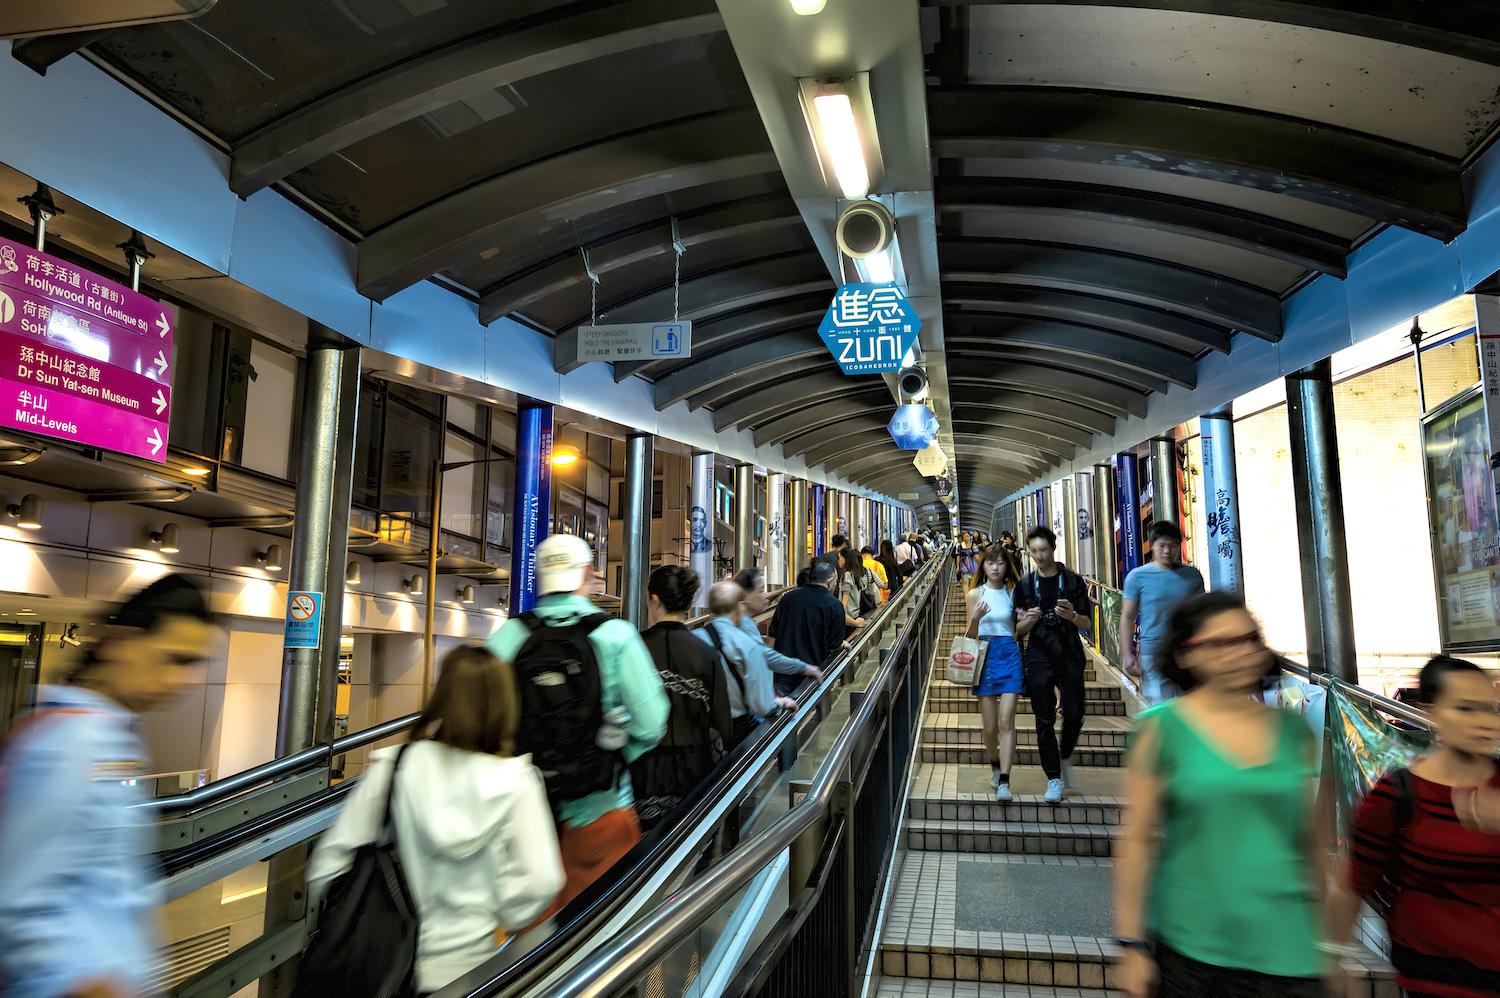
[1050,481,1067,564]
[812,484,827,555]
[1073,472,1096,578]
[1201,410,1244,594]
[1117,451,1143,575]
[766,472,787,589]
[818,283,923,375]
[690,451,715,607]
[887,403,940,449]
[509,402,553,613]
[1326,682,1424,848]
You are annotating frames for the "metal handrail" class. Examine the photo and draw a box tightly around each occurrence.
[1278,657,1431,730]
[143,589,792,819]
[528,548,952,998]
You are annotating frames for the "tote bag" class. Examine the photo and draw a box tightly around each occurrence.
[946,635,988,686]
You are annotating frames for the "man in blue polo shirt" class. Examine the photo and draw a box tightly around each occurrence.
[1120,521,1205,704]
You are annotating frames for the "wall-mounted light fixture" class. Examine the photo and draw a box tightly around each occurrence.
[346,561,362,586]
[457,584,475,605]
[404,574,424,597]
[789,0,826,13]
[550,444,581,467]
[5,494,43,530]
[256,544,283,573]
[149,523,181,554]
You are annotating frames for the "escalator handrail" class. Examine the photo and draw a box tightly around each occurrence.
[141,589,792,819]
[443,553,948,998]
[498,549,952,998]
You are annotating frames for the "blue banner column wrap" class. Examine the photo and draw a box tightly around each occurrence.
[1200,410,1244,594]
[1116,451,1143,576]
[812,484,827,556]
[509,400,553,614]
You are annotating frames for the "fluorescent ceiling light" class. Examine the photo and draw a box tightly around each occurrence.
[812,88,869,199]
[857,249,894,284]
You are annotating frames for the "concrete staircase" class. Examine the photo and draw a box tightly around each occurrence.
[875,581,1399,998]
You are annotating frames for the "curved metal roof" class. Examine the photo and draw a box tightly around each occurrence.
[41,0,1500,524]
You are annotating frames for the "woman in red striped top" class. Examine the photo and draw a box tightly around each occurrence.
[1329,656,1500,998]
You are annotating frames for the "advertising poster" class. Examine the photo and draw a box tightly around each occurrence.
[1422,385,1500,651]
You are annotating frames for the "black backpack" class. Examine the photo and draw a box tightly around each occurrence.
[295,744,418,998]
[513,611,619,808]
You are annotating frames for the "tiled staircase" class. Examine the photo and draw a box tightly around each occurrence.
[875,581,1399,998]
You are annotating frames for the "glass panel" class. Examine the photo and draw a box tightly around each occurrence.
[447,396,486,439]
[352,381,385,508]
[166,309,224,457]
[1421,333,1480,413]
[442,432,484,539]
[555,486,584,539]
[585,499,609,581]
[485,451,515,549]
[239,339,299,479]
[381,397,439,518]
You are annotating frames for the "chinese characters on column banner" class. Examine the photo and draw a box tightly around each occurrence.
[0,234,174,461]
[817,283,922,375]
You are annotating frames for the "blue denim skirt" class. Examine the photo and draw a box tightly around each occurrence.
[974,635,1025,696]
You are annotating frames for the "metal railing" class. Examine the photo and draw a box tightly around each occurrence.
[520,551,953,998]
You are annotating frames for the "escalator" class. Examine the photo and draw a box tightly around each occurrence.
[156,552,950,998]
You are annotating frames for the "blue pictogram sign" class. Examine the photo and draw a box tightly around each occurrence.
[887,403,940,450]
[818,282,922,375]
[284,591,323,650]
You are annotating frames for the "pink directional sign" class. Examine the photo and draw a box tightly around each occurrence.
[0,234,175,461]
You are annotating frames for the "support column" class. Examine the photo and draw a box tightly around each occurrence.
[1286,359,1358,681]
[1073,472,1096,578]
[264,327,359,993]
[275,328,360,756]
[789,479,810,577]
[812,484,827,556]
[1092,464,1118,588]
[1116,452,1143,576]
[1200,409,1244,595]
[621,433,654,627]
[851,496,865,551]
[690,451,715,606]
[1062,478,1077,571]
[509,400,554,614]
[1150,436,1180,526]
[766,472,788,588]
[734,462,756,572]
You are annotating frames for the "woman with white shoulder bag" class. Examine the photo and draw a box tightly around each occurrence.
[963,545,1026,802]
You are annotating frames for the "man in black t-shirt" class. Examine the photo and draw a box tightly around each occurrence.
[768,560,846,695]
[1013,526,1092,804]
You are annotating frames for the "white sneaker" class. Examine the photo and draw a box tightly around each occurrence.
[1044,778,1065,804]
[995,782,1013,803]
[1060,757,1076,789]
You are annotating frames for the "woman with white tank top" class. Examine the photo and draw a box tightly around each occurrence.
[965,545,1025,801]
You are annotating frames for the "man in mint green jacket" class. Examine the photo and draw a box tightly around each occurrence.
[488,534,667,920]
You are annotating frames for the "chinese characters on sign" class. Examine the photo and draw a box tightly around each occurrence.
[573,321,692,362]
[887,403,940,450]
[817,282,922,375]
[0,234,174,462]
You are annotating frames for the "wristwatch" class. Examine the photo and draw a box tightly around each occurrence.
[1115,938,1152,955]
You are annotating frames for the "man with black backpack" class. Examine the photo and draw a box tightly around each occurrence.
[488,534,667,922]
[1012,526,1093,805]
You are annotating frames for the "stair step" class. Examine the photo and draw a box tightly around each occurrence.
[909,796,1121,826]
[921,720,1127,750]
[876,981,1112,998]
[928,696,1126,716]
[907,817,1116,856]
[920,745,1123,767]
[927,681,1120,702]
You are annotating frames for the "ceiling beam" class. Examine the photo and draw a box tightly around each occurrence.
[947,324,1195,386]
[948,387,1117,435]
[752,390,901,447]
[573,250,830,330]
[948,366,1149,419]
[683,354,834,411]
[479,196,802,326]
[929,87,1466,241]
[617,296,828,381]
[939,239,1276,342]
[653,331,824,409]
[712,371,887,432]
[945,283,1239,350]
[947,417,1087,452]
[357,107,778,302]
[918,1,1500,68]
[231,0,724,195]
[939,177,1349,277]
[944,338,1181,393]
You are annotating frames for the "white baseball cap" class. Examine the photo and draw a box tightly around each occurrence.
[536,533,595,595]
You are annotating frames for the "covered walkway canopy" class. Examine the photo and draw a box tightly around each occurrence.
[29,0,1500,528]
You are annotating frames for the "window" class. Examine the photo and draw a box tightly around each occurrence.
[614,479,664,518]
[166,307,226,459]
[220,330,300,479]
[381,391,440,519]
[441,431,484,539]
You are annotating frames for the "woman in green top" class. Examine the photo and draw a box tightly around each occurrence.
[1114,592,1328,997]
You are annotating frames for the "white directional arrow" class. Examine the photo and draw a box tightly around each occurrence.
[153,350,168,377]
[146,427,163,456]
[152,388,167,415]
[156,312,171,338]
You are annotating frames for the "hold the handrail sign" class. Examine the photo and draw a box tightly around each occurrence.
[284,591,323,650]
[818,282,921,375]
[0,234,174,462]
